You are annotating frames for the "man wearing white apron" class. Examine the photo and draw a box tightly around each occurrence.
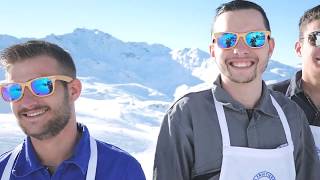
[269,5,320,158]
[153,1,320,180]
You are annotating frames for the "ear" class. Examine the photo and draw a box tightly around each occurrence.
[68,78,82,101]
[295,41,302,57]
[209,44,216,60]
[267,37,275,58]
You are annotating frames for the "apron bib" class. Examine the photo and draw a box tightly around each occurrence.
[212,91,296,180]
[1,136,98,180]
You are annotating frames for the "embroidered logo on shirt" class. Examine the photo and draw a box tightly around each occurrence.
[253,171,276,180]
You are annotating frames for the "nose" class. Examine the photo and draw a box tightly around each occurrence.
[17,87,38,108]
[233,37,249,56]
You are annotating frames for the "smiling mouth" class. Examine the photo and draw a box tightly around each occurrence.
[21,107,49,118]
[229,61,254,68]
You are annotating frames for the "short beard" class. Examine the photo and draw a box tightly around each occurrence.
[223,57,268,84]
[19,91,71,140]
[228,71,257,83]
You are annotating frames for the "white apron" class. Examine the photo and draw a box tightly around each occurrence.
[1,137,98,180]
[213,93,296,180]
[310,125,320,158]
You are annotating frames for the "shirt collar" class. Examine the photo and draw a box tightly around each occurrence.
[64,123,91,175]
[212,75,278,117]
[12,123,91,177]
[212,75,244,111]
[287,70,304,96]
[12,137,43,177]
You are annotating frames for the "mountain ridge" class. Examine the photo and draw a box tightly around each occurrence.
[0,28,298,111]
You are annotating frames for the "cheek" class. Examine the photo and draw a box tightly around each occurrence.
[310,48,320,57]
[213,46,225,56]
[301,45,316,56]
[11,103,20,116]
[50,88,70,108]
[255,48,269,60]
[45,94,64,108]
[214,49,230,62]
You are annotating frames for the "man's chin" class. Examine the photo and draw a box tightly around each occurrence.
[29,134,52,141]
[229,75,256,84]
[23,129,54,141]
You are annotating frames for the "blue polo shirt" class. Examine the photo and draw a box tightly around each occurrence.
[0,123,146,180]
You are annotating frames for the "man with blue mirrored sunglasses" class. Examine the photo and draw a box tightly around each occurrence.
[154,1,320,180]
[0,40,146,180]
[269,4,320,163]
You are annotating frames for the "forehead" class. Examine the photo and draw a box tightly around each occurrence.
[6,55,61,82]
[214,9,267,32]
[302,20,320,35]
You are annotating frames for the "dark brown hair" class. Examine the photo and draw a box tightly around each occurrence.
[0,40,76,78]
[212,0,271,34]
[299,5,320,38]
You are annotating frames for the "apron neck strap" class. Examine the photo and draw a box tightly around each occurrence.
[86,136,98,179]
[213,95,231,147]
[270,95,294,148]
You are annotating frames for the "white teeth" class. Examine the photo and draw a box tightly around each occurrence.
[26,109,46,117]
[231,62,252,68]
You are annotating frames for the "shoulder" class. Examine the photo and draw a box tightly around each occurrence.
[0,149,15,175]
[168,89,212,114]
[268,89,311,152]
[0,148,15,163]
[0,151,11,162]
[269,90,302,112]
[268,79,291,94]
[269,90,306,129]
[95,139,143,169]
[94,140,145,179]
[161,89,215,135]
[165,89,213,124]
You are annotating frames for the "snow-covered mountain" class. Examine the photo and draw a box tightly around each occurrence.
[0,28,203,96]
[0,28,298,93]
[0,28,299,179]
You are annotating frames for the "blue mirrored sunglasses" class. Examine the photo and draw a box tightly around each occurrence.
[307,31,320,47]
[0,75,73,102]
[212,31,271,49]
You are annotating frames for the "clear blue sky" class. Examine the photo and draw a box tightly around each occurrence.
[0,0,319,66]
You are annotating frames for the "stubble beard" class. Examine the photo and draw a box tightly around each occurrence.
[18,92,71,141]
[222,58,268,84]
[227,65,257,83]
